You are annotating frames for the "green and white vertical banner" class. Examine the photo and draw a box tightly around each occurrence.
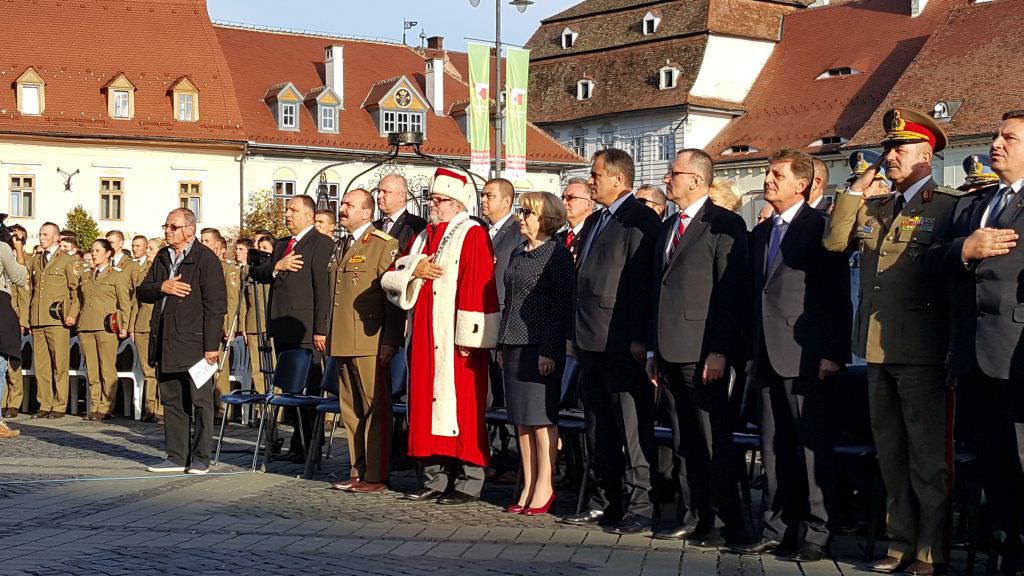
[503,47,530,181]
[467,42,492,177]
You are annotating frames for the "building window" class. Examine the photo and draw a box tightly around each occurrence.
[177,93,195,122]
[561,27,578,49]
[570,136,586,157]
[100,178,124,220]
[657,134,675,161]
[576,80,593,101]
[600,132,615,150]
[320,106,337,132]
[112,90,131,119]
[626,136,644,163]
[9,175,34,218]
[643,12,661,35]
[16,67,46,116]
[21,85,41,115]
[280,103,297,128]
[381,110,424,135]
[323,182,340,213]
[659,67,678,90]
[815,67,861,80]
[273,180,296,212]
[179,181,201,220]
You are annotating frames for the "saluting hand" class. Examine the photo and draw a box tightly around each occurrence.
[962,227,1018,261]
[274,252,304,273]
[850,154,886,197]
[161,274,191,297]
[413,254,443,280]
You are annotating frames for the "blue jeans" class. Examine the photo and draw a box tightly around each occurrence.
[0,354,8,423]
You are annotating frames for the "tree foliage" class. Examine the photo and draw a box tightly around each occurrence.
[64,204,101,249]
[240,188,289,240]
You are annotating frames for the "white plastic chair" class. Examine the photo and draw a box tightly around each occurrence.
[67,336,89,414]
[115,338,145,420]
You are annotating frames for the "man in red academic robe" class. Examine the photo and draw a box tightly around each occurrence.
[382,168,500,505]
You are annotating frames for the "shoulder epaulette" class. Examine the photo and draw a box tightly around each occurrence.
[112,266,123,272]
[371,229,394,241]
[934,185,967,197]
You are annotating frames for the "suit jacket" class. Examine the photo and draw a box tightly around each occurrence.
[574,195,661,354]
[375,210,427,253]
[553,226,583,262]
[751,203,851,378]
[251,228,333,347]
[327,228,404,356]
[131,260,155,333]
[824,179,959,364]
[78,266,132,332]
[651,200,750,364]
[137,241,227,372]
[28,249,81,327]
[925,183,1024,379]
[488,214,525,309]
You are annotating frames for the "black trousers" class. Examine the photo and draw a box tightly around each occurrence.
[422,456,485,497]
[964,368,1024,563]
[578,349,655,521]
[662,360,742,532]
[757,367,833,547]
[159,370,215,466]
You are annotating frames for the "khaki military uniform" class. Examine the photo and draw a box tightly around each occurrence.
[241,267,270,395]
[78,265,131,416]
[215,261,243,409]
[824,180,960,564]
[3,261,32,413]
[129,259,161,417]
[327,228,404,484]
[28,249,82,415]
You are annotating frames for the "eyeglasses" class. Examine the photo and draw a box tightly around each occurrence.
[517,207,536,219]
[562,194,590,203]
[663,170,699,179]
[161,223,188,232]
[635,198,663,208]
[428,196,453,205]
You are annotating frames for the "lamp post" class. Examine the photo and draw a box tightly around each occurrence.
[468,0,533,178]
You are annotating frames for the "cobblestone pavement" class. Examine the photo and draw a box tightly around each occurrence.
[0,416,985,575]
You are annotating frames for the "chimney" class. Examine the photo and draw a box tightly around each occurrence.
[911,0,929,16]
[325,45,344,107]
[425,57,445,116]
[427,36,444,50]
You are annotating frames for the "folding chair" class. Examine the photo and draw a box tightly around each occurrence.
[67,336,88,414]
[303,357,339,479]
[114,338,144,419]
[258,349,321,472]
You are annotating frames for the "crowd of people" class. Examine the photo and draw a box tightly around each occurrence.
[1,105,1023,575]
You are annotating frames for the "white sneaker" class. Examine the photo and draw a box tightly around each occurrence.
[187,461,210,475]
[147,459,186,473]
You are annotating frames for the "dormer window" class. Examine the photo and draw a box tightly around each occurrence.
[561,27,578,49]
[104,73,136,120]
[643,11,662,35]
[16,67,45,116]
[577,79,594,101]
[321,106,336,132]
[722,145,758,156]
[659,66,679,90]
[362,76,429,138]
[281,103,297,128]
[264,82,303,131]
[815,67,861,80]
[170,77,200,122]
[305,86,341,134]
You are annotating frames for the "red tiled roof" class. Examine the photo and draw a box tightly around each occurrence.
[850,0,1024,147]
[0,0,245,143]
[706,0,962,162]
[214,26,581,165]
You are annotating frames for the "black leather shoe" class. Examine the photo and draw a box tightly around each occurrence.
[47,411,65,419]
[559,509,605,526]
[730,537,782,555]
[869,556,909,573]
[2,408,17,418]
[790,542,825,562]
[604,513,653,535]
[401,488,444,502]
[436,492,478,505]
[32,410,50,419]
[688,528,726,549]
[653,522,700,540]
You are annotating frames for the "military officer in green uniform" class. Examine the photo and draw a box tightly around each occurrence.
[234,238,269,395]
[28,222,81,418]
[77,239,131,421]
[106,230,140,295]
[2,225,31,419]
[200,231,242,412]
[327,189,404,493]
[958,154,1000,194]
[824,107,960,575]
[846,149,891,197]
[131,238,164,422]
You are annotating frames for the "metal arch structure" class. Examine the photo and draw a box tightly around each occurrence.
[301,132,487,220]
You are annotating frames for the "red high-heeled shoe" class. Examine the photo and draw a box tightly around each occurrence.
[504,503,525,513]
[523,492,556,516]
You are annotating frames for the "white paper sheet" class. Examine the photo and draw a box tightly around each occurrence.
[188,357,218,390]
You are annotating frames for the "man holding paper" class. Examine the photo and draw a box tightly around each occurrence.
[138,207,227,475]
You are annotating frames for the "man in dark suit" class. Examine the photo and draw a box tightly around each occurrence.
[733,149,851,561]
[555,177,593,261]
[809,157,831,211]
[648,148,749,546]
[374,174,427,251]
[140,207,227,474]
[251,194,334,460]
[926,110,1024,575]
[560,148,660,535]
[482,177,523,412]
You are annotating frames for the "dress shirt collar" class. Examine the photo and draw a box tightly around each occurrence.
[809,196,823,209]
[999,177,1024,193]
[775,199,805,224]
[898,175,932,205]
[680,194,710,220]
[604,192,632,215]
[173,238,196,260]
[292,225,315,244]
[383,208,406,223]
[489,212,513,235]
[571,221,585,236]
[44,245,58,259]
[349,222,372,243]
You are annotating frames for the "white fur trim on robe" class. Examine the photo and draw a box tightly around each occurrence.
[382,253,428,311]
[455,310,500,349]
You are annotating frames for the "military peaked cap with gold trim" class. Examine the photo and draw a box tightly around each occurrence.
[881,107,947,152]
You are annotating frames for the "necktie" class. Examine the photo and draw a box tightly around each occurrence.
[893,193,906,215]
[766,215,786,272]
[41,250,50,268]
[580,210,612,263]
[565,229,575,248]
[666,213,689,262]
[381,217,393,234]
[284,237,297,255]
[342,235,354,256]
[991,186,1016,227]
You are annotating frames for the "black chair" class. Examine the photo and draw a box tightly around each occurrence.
[260,349,321,471]
[302,357,340,479]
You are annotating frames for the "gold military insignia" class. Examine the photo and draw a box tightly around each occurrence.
[853,152,869,174]
[390,249,399,259]
[371,229,393,241]
[890,109,906,132]
[970,156,984,178]
[348,255,367,264]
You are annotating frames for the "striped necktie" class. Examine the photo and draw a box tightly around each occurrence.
[666,213,689,262]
